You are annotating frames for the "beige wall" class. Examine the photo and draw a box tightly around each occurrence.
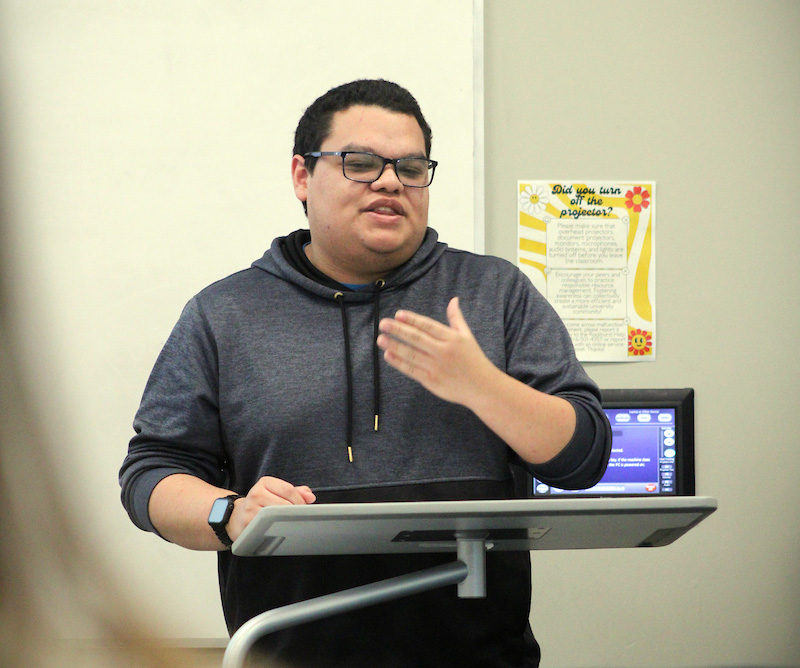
[485,1,800,666]
[0,0,477,643]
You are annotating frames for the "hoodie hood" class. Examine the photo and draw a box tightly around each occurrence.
[251,227,447,301]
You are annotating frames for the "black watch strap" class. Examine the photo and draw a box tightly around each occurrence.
[209,494,243,547]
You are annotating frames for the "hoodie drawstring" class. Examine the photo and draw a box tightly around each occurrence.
[334,280,384,463]
[372,279,385,433]
[334,292,355,463]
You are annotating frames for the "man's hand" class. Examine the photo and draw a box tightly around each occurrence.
[227,476,316,543]
[377,296,577,466]
[149,473,315,551]
[377,297,495,407]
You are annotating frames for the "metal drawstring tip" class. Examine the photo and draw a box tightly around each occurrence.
[348,446,354,463]
[374,415,379,431]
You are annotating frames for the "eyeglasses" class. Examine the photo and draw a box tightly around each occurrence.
[304,151,438,188]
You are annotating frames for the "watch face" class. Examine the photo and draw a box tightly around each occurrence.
[209,498,231,525]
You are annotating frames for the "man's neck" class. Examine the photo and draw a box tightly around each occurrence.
[303,242,389,286]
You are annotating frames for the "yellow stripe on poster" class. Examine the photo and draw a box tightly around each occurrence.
[552,190,572,208]
[633,218,653,322]
[519,257,547,275]
[602,196,627,209]
[519,237,546,256]
[519,211,546,232]
[627,209,639,258]
[544,202,562,218]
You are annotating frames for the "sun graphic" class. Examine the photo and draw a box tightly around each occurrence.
[625,186,651,213]
[628,327,653,356]
[519,184,550,216]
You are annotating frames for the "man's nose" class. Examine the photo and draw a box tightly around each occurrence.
[371,163,403,191]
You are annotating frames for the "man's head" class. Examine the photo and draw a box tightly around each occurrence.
[293,79,432,175]
[290,80,434,285]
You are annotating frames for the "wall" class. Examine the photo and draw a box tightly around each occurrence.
[3,1,799,664]
[484,1,799,666]
[0,0,477,641]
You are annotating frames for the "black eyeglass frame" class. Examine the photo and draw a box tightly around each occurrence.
[303,151,438,188]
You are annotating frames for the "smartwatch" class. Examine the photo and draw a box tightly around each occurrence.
[208,494,243,547]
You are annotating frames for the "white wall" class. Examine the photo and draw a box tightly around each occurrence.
[485,1,800,666]
[0,0,476,640]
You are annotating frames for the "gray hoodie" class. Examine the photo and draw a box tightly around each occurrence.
[120,228,610,667]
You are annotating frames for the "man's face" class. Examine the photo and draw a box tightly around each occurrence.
[292,105,430,284]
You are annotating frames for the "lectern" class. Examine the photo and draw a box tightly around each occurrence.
[223,496,716,667]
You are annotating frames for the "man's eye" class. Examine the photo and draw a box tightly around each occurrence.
[345,155,380,172]
[397,160,427,179]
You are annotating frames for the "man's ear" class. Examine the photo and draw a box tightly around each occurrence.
[291,154,309,204]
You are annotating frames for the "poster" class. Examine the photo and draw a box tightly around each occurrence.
[517,181,656,362]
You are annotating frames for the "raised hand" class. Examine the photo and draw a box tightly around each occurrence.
[376,296,495,407]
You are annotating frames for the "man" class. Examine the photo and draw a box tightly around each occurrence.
[120,79,611,667]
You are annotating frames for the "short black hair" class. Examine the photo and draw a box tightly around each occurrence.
[293,79,432,173]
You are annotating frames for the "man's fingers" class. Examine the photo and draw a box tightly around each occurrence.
[378,319,424,348]
[387,309,449,339]
[377,330,431,374]
[378,317,451,356]
[446,296,470,333]
[296,485,317,504]
[252,476,315,505]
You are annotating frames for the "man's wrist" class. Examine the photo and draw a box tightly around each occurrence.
[208,494,244,547]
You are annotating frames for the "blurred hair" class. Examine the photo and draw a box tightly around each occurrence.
[0,112,190,668]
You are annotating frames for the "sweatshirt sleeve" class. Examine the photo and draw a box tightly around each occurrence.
[119,297,227,534]
[526,398,610,489]
[503,270,612,490]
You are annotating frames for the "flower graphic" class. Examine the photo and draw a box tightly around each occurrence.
[625,186,650,213]
[628,327,653,356]
[519,184,549,216]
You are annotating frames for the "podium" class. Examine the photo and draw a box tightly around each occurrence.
[223,496,717,667]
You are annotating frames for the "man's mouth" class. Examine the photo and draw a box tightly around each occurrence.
[365,200,405,216]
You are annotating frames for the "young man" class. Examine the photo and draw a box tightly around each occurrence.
[120,79,611,667]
